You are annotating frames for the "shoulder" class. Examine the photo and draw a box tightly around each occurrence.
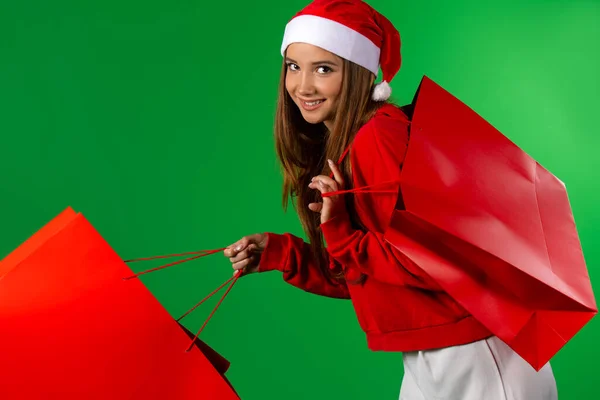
[352,103,410,155]
[348,103,409,188]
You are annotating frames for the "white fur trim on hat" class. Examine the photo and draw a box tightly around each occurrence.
[281,15,381,76]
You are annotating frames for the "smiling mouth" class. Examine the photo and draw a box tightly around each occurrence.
[299,99,326,111]
[303,100,324,106]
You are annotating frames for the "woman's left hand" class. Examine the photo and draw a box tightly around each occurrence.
[308,159,347,224]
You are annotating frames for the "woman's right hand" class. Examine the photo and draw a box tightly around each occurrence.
[223,233,269,276]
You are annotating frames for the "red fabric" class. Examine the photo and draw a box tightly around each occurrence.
[0,207,240,399]
[259,104,492,352]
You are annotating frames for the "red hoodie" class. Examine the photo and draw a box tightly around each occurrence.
[258,103,492,352]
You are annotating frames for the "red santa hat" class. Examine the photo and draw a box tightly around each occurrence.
[280,0,402,101]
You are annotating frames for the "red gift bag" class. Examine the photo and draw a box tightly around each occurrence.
[384,75,597,370]
[0,206,240,399]
[328,75,596,371]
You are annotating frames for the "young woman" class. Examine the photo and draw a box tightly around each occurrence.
[224,0,558,398]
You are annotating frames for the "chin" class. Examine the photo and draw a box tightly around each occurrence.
[298,107,332,125]
[300,113,326,125]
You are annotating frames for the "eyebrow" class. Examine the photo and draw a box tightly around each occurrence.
[285,57,339,67]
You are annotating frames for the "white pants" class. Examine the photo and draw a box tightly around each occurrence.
[399,336,558,400]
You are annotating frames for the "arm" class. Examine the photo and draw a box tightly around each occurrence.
[258,231,350,299]
[321,116,441,290]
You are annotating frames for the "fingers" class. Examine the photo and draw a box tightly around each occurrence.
[229,244,257,263]
[221,234,267,277]
[307,160,346,224]
[308,202,323,212]
[327,159,345,187]
[309,176,337,194]
[224,237,249,257]
[232,254,257,271]
[223,233,266,257]
[307,160,344,203]
[311,175,337,189]
[308,160,345,191]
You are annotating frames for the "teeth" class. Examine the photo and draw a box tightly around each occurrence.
[304,100,323,106]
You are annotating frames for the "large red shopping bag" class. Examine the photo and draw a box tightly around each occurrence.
[328,75,596,371]
[384,75,597,370]
[0,206,241,399]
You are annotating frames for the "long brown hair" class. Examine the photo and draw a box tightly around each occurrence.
[274,56,386,284]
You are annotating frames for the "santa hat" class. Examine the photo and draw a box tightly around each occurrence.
[280,0,401,101]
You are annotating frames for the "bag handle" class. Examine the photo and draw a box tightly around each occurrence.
[322,179,401,197]
[123,248,241,351]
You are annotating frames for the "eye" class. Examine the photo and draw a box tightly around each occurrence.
[286,63,299,71]
[316,66,333,74]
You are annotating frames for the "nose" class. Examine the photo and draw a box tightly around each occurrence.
[297,71,315,96]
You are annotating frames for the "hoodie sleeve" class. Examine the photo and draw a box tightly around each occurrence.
[320,114,441,290]
[257,231,350,299]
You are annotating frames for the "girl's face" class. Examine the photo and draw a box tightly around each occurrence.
[285,43,344,130]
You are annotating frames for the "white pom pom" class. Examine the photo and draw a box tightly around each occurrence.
[372,80,392,101]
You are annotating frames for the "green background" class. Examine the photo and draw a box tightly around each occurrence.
[1,0,598,398]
